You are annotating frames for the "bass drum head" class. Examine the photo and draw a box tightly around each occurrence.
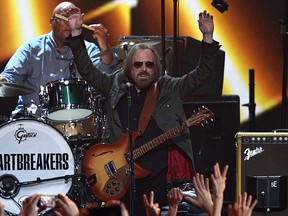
[0,119,75,215]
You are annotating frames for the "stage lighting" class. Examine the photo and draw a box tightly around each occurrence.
[211,0,229,13]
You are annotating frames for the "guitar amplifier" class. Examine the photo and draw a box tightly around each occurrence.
[183,95,240,203]
[236,132,288,215]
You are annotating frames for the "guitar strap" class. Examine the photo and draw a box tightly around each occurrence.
[138,82,158,136]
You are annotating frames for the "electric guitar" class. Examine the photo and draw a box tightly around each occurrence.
[83,107,214,201]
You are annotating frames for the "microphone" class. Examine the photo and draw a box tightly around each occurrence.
[125,82,133,88]
[120,82,133,90]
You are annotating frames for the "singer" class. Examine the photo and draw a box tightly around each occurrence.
[68,10,220,215]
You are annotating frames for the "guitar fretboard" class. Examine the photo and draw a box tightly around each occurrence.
[133,123,187,160]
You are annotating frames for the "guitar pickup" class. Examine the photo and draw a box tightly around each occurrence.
[104,161,117,177]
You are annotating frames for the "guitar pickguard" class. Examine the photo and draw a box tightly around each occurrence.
[102,165,130,198]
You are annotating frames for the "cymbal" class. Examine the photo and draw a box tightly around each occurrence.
[0,82,34,97]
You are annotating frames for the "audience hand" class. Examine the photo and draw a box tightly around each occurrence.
[105,199,129,216]
[0,77,7,82]
[167,188,183,216]
[211,163,229,216]
[143,191,161,216]
[211,163,228,199]
[228,192,257,216]
[183,173,213,216]
[54,193,79,216]
[19,193,43,216]
[0,201,4,216]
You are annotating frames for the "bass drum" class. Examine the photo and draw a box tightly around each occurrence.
[0,119,75,215]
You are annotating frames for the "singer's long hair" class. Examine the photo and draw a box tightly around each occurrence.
[123,43,162,83]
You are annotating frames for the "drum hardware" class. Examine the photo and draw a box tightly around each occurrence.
[22,101,40,119]
[68,174,99,208]
[0,174,20,199]
[0,173,84,199]
[70,141,90,173]
[0,173,87,216]
[0,82,34,97]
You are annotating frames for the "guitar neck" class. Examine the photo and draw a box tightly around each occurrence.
[132,123,187,160]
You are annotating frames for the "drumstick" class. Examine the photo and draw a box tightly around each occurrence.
[54,13,94,31]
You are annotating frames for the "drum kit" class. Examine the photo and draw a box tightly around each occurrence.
[0,79,106,215]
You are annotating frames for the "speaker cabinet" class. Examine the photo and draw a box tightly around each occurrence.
[236,132,288,215]
[119,36,225,96]
[183,95,240,203]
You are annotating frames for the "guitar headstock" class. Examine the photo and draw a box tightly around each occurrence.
[186,106,214,127]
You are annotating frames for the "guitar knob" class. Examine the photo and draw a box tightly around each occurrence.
[107,184,111,188]
[112,180,116,185]
[110,190,115,195]
[115,187,120,192]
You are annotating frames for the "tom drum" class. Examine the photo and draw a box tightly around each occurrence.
[40,78,93,121]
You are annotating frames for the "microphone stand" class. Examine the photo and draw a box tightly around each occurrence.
[126,83,135,216]
[173,0,179,75]
[161,0,166,75]
[248,69,256,131]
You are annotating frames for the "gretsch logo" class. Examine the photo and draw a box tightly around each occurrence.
[244,147,264,161]
[15,124,37,144]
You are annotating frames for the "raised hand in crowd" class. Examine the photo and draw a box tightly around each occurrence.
[211,163,229,216]
[105,199,130,216]
[143,191,161,216]
[0,201,4,216]
[54,193,79,216]
[227,192,258,216]
[167,187,183,216]
[183,173,213,216]
[19,193,43,216]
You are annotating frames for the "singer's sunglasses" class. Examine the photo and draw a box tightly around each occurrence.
[133,61,155,69]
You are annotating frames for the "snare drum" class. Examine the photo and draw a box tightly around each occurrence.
[40,78,93,121]
[0,119,75,215]
[48,114,98,141]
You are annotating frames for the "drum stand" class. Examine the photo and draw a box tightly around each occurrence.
[0,170,97,214]
[67,137,99,208]
[0,173,84,199]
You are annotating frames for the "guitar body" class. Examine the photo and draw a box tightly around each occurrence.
[83,131,150,201]
[82,107,214,201]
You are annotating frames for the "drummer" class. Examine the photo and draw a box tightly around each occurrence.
[0,1,117,118]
